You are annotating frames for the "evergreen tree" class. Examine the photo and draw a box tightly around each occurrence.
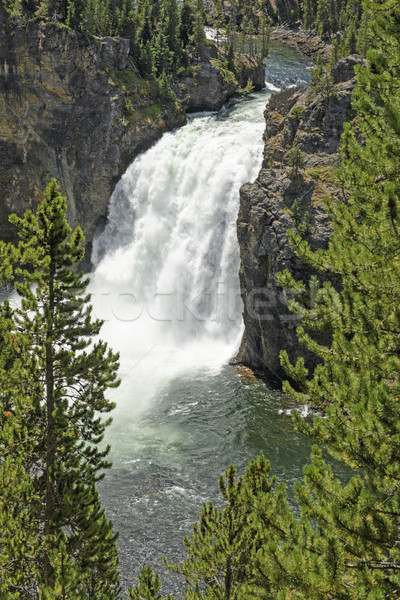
[193,0,206,57]
[0,180,121,598]
[138,41,155,77]
[311,54,336,102]
[315,0,333,39]
[139,5,153,45]
[152,31,172,75]
[286,145,305,180]
[0,457,41,598]
[274,0,400,596]
[81,0,111,35]
[158,69,176,102]
[355,7,369,56]
[341,15,358,55]
[161,0,181,68]
[214,0,224,50]
[128,566,174,600]
[303,0,317,30]
[129,454,288,600]
[180,0,194,46]
[259,13,270,59]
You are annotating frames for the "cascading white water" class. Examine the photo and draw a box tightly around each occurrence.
[91,94,270,412]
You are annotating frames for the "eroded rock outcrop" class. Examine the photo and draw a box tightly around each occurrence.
[0,16,264,267]
[236,56,362,381]
[177,44,265,111]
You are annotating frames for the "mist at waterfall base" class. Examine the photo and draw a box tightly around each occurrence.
[91,47,312,592]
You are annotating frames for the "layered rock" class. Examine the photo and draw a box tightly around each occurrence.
[0,16,264,268]
[236,56,361,381]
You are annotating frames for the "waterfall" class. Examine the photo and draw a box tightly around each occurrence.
[91,48,313,591]
[90,95,268,410]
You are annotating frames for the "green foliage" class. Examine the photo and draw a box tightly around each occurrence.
[259,13,270,59]
[158,69,176,103]
[298,0,370,60]
[286,145,305,179]
[180,0,194,46]
[164,453,287,600]
[289,105,305,123]
[311,55,337,102]
[303,0,318,30]
[0,180,121,598]
[128,566,174,600]
[152,31,173,75]
[238,76,254,95]
[160,0,181,68]
[315,0,333,39]
[277,1,400,596]
[291,199,311,235]
[1,0,207,79]
[193,0,206,57]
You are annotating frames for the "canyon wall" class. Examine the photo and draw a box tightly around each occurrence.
[236,56,361,381]
[0,15,264,267]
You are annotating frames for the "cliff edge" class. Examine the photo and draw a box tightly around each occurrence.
[236,56,361,381]
[0,16,265,267]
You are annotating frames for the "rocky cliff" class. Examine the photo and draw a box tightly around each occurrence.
[176,44,265,112]
[236,56,361,381]
[271,26,332,62]
[0,16,265,268]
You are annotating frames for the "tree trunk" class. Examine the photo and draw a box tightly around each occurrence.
[44,256,56,584]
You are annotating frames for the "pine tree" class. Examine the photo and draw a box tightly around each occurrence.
[315,0,333,39]
[214,0,224,50]
[311,54,336,102]
[0,456,41,599]
[162,453,288,600]
[139,5,153,45]
[180,0,194,46]
[274,0,400,596]
[286,145,305,180]
[259,13,270,59]
[81,0,111,35]
[158,69,176,102]
[355,7,369,56]
[1,180,121,598]
[303,0,317,30]
[193,0,206,57]
[161,0,181,68]
[128,566,174,600]
[142,1,400,597]
[152,32,172,76]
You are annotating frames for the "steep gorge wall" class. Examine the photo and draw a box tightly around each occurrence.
[0,16,265,267]
[236,56,361,381]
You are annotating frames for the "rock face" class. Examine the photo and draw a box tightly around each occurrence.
[0,16,263,268]
[236,56,361,381]
[271,26,333,62]
[177,45,265,112]
[0,19,184,268]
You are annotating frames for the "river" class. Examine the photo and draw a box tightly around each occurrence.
[91,45,313,594]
